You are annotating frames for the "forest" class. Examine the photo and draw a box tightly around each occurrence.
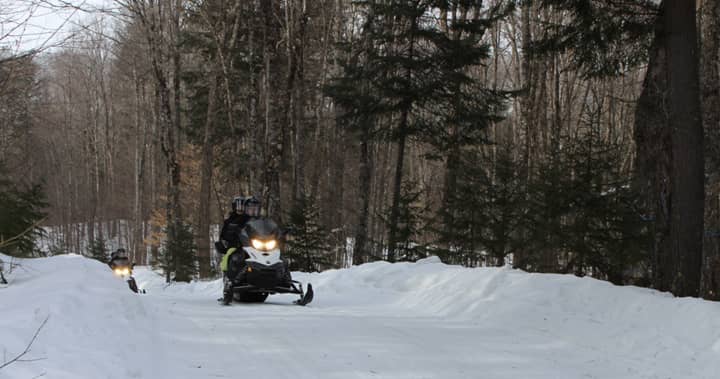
[1,0,718,299]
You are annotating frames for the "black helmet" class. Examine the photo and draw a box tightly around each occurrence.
[244,196,261,217]
[231,196,244,214]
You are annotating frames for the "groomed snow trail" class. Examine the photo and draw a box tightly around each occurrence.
[2,254,720,379]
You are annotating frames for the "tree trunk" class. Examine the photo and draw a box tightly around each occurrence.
[387,116,408,263]
[700,0,720,299]
[354,125,372,265]
[634,11,671,293]
[261,1,283,221]
[386,10,419,263]
[196,75,218,278]
[132,67,147,265]
[665,0,704,297]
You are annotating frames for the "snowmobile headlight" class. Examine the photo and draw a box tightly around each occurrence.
[265,239,277,250]
[251,239,277,251]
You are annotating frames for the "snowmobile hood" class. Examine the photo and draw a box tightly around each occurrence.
[243,218,280,240]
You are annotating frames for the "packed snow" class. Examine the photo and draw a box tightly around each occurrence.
[1,254,719,379]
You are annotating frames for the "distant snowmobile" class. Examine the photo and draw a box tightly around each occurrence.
[109,249,143,294]
[219,218,313,306]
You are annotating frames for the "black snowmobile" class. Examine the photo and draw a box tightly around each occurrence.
[219,218,313,306]
[109,254,143,294]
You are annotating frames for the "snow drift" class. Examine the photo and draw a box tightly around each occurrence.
[2,254,719,379]
[0,254,167,379]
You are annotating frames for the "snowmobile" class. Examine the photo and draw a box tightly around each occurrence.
[109,259,143,294]
[220,218,313,306]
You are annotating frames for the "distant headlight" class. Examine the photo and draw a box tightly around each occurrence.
[251,239,264,250]
[114,268,130,276]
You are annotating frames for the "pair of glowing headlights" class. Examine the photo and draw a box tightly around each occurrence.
[113,267,130,276]
[251,239,277,251]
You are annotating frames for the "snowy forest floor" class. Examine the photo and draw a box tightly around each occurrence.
[1,254,719,379]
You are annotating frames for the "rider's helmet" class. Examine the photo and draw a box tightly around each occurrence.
[231,196,244,214]
[244,196,262,217]
[115,248,128,258]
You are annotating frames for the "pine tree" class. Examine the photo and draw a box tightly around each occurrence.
[327,0,511,263]
[285,194,330,272]
[518,123,650,283]
[561,125,650,284]
[435,147,526,267]
[387,180,428,262]
[0,163,47,257]
[87,238,109,263]
[530,0,704,295]
[324,2,378,266]
[530,0,658,78]
[161,221,198,283]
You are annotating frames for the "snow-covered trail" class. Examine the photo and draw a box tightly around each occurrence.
[132,258,720,379]
[148,297,641,379]
[143,288,573,379]
[2,254,720,379]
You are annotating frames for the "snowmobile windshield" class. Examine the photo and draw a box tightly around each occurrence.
[112,257,131,267]
[244,219,279,240]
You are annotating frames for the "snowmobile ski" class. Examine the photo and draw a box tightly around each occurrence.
[294,283,314,306]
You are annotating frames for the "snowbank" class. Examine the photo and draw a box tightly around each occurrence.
[0,254,167,379]
[302,259,720,377]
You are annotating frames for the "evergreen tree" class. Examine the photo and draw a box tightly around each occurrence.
[532,0,704,296]
[386,180,428,262]
[87,238,109,263]
[285,194,330,272]
[327,0,511,262]
[324,3,379,265]
[561,126,650,284]
[520,124,650,283]
[435,147,526,267]
[161,221,199,283]
[530,0,658,78]
[0,163,47,257]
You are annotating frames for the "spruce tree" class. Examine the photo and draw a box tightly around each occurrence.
[518,123,650,283]
[285,194,330,272]
[0,163,47,257]
[532,0,704,295]
[324,3,378,265]
[87,238,109,263]
[162,221,199,283]
[530,0,658,78]
[435,147,526,267]
[385,180,428,262]
[327,0,511,263]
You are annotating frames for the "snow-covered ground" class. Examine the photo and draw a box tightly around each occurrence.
[1,254,719,379]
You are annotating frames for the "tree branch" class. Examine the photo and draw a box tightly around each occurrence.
[0,315,50,370]
[0,217,47,250]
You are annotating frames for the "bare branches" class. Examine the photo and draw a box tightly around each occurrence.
[0,217,47,251]
[0,0,126,60]
[0,315,50,370]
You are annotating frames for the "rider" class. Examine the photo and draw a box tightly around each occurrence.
[221,196,261,275]
[108,248,140,293]
[218,196,262,301]
[218,196,261,251]
[108,248,130,270]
